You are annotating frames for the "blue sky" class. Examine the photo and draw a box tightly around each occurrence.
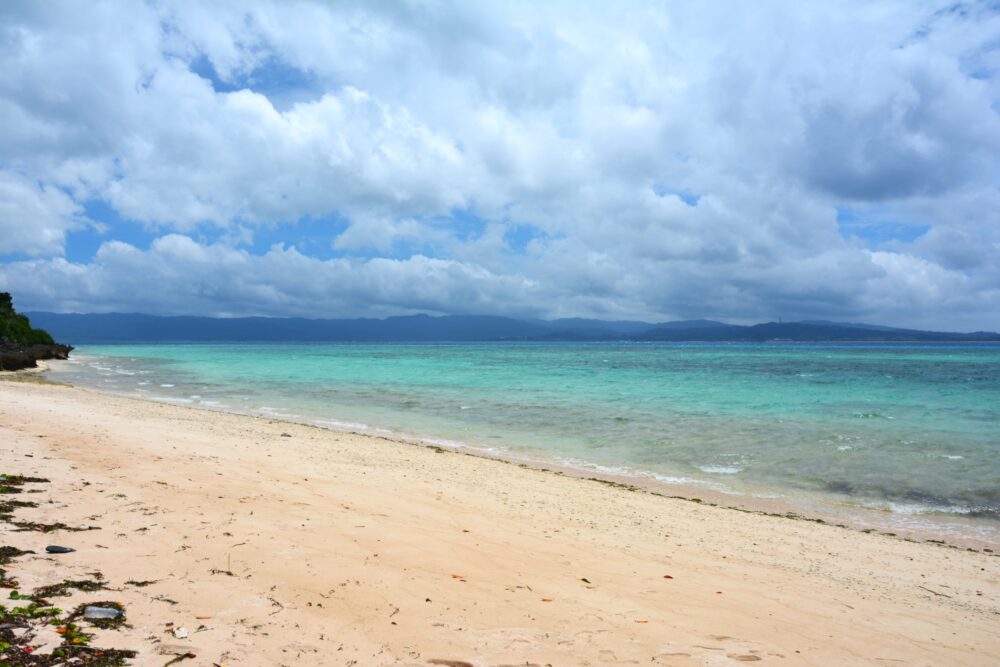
[1,1,999,329]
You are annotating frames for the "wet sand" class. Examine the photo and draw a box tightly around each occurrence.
[1,380,998,666]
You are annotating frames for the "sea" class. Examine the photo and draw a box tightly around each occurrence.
[50,342,1000,544]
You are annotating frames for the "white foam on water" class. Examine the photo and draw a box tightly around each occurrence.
[837,445,853,451]
[314,418,369,431]
[160,384,175,388]
[649,473,702,485]
[887,502,972,516]
[940,454,964,460]
[697,465,743,474]
[420,437,467,448]
[150,395,193,404]
[257,408,296,418]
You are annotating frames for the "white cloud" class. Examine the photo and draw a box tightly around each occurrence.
[0,1,998,329]
[0,171,86,256]
[3,233,997,331]
[0,236,542,319]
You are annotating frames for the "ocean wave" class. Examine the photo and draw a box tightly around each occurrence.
[871,501,1000,520]
[852,411,895,420]
[419,437,467,448]
[826,480,1000,520]
[314,418,369,431]
[696,464,743,474]
[150,395,192,404]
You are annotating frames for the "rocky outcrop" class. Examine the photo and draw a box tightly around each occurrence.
[0,339,73,371]
[0,291,71,371]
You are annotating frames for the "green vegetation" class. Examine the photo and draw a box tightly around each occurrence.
[0,292,54,346]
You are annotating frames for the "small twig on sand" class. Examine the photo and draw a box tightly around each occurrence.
[917,585,952,598]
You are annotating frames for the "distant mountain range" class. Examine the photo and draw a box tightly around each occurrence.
[25,312,1000,343]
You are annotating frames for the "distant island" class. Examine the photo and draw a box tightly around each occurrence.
[0,293,73,370]
[26,311,1000,343]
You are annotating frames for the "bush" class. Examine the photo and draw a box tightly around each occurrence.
[0,292,56,345]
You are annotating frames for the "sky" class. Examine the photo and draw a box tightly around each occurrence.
[1,1,999,330]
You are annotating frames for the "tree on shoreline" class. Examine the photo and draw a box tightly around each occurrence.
[0,292,56,346]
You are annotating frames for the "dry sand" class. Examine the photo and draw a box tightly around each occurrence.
[1,379,998,666]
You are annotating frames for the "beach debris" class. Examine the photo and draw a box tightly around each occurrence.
[33,577,107,599]
[164,651,198,665]
[84,605,122,620]
[14,519,97,532]
[0,474,50,494]
[917,585,952,598]
[1,546,34,588]
[46,544,76,553]
[0,545,34,563]
[70,600,127,629]
[663,575,674,579]
[0,498,37,521]
[126,578,160,587]
[280,432,292,437]
[172,626,189,639]
[581,577,591,584]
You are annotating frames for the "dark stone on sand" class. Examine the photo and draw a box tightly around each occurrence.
[45,545,76,554]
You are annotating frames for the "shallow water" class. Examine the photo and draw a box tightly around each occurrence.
[54,342,1000,539]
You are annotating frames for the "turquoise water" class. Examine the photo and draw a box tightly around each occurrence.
[55,343,1000,534]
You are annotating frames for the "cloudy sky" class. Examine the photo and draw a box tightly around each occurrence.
[1,1,999,330]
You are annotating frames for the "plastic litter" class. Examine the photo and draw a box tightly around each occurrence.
[172,627,189,639]
[84,606,122,620]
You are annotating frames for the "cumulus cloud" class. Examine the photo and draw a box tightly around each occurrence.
[0,171,87,256]
[0,235,542,318]
[0,0,998,329]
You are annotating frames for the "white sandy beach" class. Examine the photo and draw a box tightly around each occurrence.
[1,378,998,666]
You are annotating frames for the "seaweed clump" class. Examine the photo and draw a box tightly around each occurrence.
[0,474,49,495]
[32,578,107,602]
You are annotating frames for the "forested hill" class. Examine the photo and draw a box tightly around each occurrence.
[26,311,1000,343]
